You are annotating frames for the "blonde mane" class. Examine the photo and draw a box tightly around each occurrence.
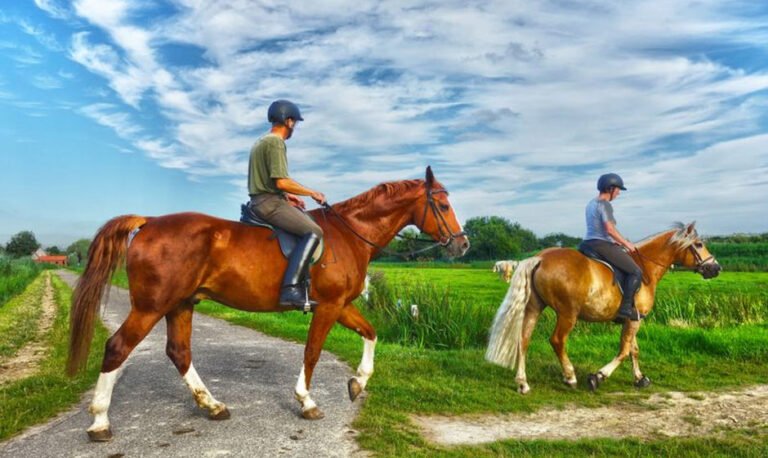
[636,222,699,250]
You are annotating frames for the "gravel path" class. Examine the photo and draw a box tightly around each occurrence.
[0,270,364,457]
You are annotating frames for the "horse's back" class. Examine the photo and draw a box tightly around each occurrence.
[534,248,620,320]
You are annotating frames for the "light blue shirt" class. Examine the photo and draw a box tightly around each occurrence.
[585,198,616,242]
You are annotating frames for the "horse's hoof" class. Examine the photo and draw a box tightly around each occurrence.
[348,378,363,402]
[209,406,231,420]
[302,407,325,420]
[563,379,578,389]
[517,383,530,395]
[634,376,651,389]
[87,428,113,442]
[587,373,602,392]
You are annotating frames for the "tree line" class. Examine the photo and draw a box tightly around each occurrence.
[1,231,90,266]
[383,216,582,261]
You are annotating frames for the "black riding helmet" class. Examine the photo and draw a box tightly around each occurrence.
[597,173,627,192]
[267,100,303,125]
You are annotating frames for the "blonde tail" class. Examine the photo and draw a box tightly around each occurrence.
[485,257,541,369]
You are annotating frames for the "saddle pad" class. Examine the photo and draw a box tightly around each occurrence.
[240,204,323,263]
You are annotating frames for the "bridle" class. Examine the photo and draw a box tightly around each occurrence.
[631,241,716,278]
[418,188,467,247]
[687,243,716,273]
[321,187,466,259]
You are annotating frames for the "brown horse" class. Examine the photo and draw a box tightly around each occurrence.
[67,167,469,441]
[485,222,720,394]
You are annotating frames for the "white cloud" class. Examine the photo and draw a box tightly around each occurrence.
[34,0,71,20]
[59,0,768,234]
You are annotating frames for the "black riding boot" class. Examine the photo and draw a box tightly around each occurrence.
[279,233,320,310]
[614,273,644,323]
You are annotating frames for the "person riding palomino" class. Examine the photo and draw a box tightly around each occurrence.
[582,173,644,322]
[248,99,326,309]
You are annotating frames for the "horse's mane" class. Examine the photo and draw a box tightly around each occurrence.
[637,222,698,250]
[332,179,424,216]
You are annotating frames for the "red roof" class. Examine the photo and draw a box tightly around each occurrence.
[36,255,68,264]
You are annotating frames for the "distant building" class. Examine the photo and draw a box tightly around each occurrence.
[32,248,47,260]
[35,255,68,266]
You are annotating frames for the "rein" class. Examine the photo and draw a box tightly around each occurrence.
[320,188,465,260]
[630,243,714,281]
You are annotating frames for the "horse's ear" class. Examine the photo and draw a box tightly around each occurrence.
[686,221,697,234]
[426,166,434,186]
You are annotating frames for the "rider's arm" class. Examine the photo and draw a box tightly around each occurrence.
[604,221,636,251]
[275,178,326,204]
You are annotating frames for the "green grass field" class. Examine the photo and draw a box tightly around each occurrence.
[181,264,768,456]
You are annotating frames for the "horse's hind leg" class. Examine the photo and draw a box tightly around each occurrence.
[515,297,545,394]
[337,305,377,401]
[165,303,229,420]
[550,313,578,388]
[88,309,163,441]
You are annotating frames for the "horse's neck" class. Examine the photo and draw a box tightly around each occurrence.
[637,232,677,286]
[335,195,419,262]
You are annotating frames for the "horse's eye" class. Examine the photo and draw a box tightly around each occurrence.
[694,242,703,248]
[440,204,450,212]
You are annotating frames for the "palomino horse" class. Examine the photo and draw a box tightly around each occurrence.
[485,222,720,393]
[67,167,469,441]
[493,260,519,282]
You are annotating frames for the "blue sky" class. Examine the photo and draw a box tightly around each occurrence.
[1,0,767,248]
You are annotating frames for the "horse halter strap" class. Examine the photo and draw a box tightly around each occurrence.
[419,188,466,247]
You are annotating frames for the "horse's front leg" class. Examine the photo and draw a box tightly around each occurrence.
[630,335,651,388]
[588,320,641,391]
[337,305,377,401]
[295,304,342,419]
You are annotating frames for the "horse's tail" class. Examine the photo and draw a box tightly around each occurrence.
[67,215,147,376]
[485,256,541,369]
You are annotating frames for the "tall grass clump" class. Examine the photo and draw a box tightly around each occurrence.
[361,271,493,349]
[0,256,41,308]
[652,287,768,327]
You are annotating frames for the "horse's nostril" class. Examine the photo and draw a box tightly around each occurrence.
[462,241,470,250]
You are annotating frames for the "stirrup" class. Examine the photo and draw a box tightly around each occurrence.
[612,308,645,324]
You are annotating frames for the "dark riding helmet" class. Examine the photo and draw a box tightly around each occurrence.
[597,173,627,192]
[267,100,303,125]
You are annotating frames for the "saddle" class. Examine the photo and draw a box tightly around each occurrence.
[239,204,323,263]
[577,241,625,294]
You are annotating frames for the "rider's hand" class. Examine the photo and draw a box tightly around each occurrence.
[625,242,638,253]
[311,191,326,205]
[286,193,305,209]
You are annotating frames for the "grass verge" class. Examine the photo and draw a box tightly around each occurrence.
[0,274,46,359]
[0,273,109,441]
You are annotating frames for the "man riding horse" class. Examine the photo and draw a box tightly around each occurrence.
[248,100,326,309]
[581,173,644,322]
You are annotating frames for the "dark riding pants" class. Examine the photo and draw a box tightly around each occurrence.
[583,240,641,277]
[249,193,323,239]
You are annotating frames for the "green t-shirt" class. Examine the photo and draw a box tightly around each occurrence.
[248,133,289,195]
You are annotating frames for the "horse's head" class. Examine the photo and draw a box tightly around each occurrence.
[412,166,470,258]
[671,222,721,279]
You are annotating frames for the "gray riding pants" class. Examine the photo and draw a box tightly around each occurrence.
[249,193,323,239]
